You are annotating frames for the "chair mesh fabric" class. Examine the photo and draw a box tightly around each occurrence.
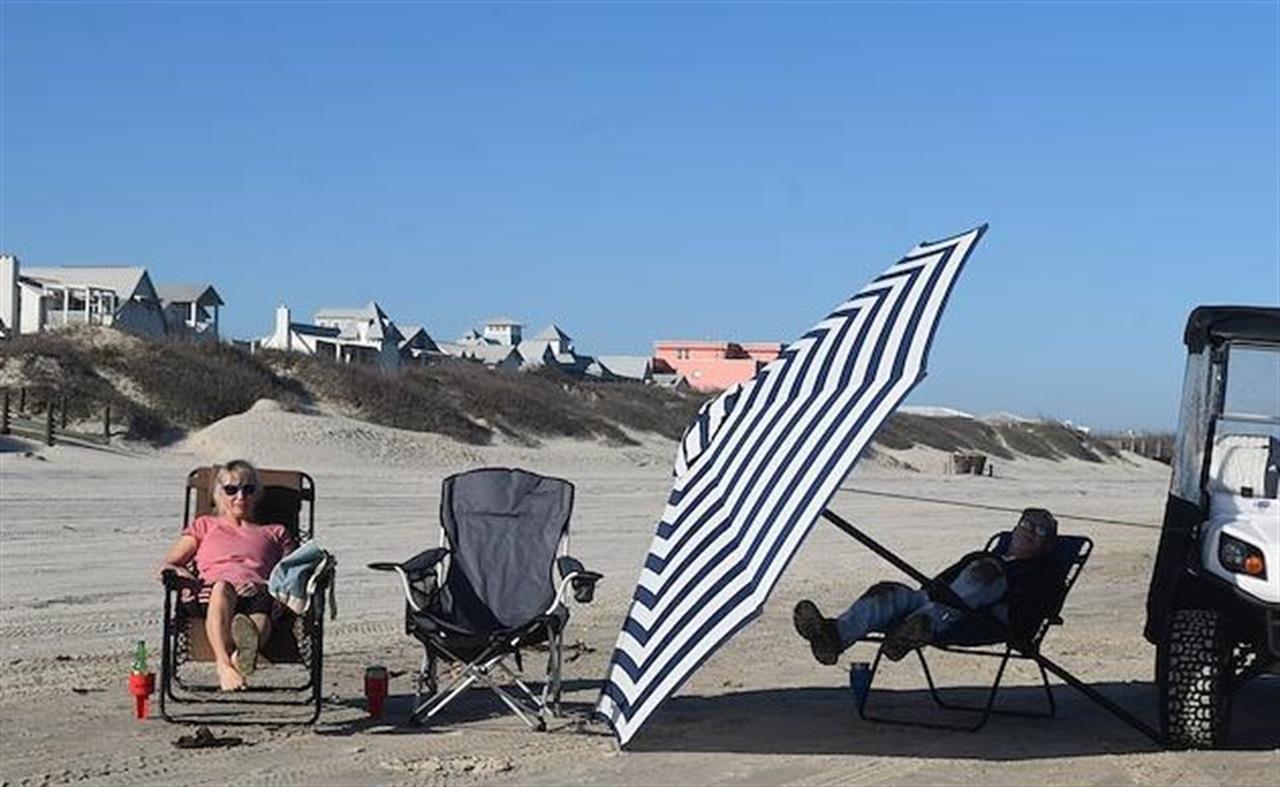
[436,468,572,633]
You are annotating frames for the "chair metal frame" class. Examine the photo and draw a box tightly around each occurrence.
[854,531,1092,732]
[159,467,332,725]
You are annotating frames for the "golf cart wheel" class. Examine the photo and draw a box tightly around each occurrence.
[1161,608,1232,749]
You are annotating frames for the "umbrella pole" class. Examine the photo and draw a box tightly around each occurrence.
[819,508,1162,745]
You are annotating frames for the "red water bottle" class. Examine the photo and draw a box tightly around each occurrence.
[128,640,155,720]
[364,665,388,719]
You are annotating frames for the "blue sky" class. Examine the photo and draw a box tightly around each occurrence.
[2,1,1276,430]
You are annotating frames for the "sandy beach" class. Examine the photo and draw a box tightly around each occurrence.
[1,403,1277,786]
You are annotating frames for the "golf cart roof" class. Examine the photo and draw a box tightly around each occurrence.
[1184,306,1280,353]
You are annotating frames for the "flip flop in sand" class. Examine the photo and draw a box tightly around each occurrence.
[172,726,244,750]
[230,614,259,677]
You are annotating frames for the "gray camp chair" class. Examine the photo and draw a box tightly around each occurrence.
[369,467,602,730]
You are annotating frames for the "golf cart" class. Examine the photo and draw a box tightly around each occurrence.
[1145,306,1280,748]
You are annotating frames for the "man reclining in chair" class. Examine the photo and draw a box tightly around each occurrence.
[794,508,1059,664]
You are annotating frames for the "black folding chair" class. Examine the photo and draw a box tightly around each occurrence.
[369,467,602,731]
[855,532,1093,732]
[160,467,334,724]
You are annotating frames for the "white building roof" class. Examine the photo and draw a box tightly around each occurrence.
[458,344,523,366]
[22,266,155,300]
[596,354,652,380]
[533,323,572,342]
[313,301,397,342]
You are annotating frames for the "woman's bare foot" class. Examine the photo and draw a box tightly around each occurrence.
[216,661,247,691]
[230,614,260,676]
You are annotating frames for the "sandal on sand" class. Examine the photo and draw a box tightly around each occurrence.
[173,726,244,750]
[231,614,260,676]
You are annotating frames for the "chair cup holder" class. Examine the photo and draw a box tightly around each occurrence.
[572,572,603,603]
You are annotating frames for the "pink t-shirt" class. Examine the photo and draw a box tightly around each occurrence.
[184,515,298,587]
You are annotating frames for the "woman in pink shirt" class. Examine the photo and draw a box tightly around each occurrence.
[157,460,297,691]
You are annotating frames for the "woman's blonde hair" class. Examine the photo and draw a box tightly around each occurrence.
[212,459,261,517]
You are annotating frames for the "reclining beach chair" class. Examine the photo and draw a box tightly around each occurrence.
[368,467,602,731]
[159,467,334,724]
[854,531,1093,732]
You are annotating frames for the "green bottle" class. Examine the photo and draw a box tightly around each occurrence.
[132,640,148,674]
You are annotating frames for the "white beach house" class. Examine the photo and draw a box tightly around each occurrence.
[0,256,168,339]
[261,301,437,369]
[157,283,224,342]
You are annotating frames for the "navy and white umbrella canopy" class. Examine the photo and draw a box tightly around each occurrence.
[597,226,987,746]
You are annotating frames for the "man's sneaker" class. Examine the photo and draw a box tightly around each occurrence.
[793,600,842,666]
[882,612,934,662]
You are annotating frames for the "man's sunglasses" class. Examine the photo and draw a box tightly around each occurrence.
[1016,519,1054,537]
[220,484,258,497]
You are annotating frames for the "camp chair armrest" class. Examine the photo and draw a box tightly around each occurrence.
[160,567,199,592]
[369,549,447,613]
[367,547,448,581]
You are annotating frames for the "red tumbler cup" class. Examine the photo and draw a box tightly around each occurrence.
[364,666,388,719]
[129,672,155,720]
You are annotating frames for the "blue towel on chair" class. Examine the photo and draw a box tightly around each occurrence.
[269,542,335,617]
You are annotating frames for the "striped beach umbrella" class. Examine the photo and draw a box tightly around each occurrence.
[597,226,987,746]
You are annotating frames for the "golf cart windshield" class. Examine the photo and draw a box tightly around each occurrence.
[1209,343,1280,500]
[1221,345,1280,431]
[1170,343,1280,504]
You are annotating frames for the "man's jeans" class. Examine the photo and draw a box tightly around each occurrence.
[835,557,1008,649]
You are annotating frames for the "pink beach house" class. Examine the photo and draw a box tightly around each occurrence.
[653,340,783,392]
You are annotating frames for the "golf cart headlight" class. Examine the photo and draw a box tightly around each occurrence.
[1219,534,1267,579]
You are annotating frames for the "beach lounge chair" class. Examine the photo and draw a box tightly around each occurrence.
[368,467,602,731]
[159,467,334,724]
[854,531,1093,732]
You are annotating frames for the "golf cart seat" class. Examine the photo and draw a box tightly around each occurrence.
[1208,434,1278,499]
[855,530,1093,732]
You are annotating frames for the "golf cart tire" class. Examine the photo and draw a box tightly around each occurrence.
[1162,608,1232,749]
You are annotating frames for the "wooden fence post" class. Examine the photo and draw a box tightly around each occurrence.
[18,387,26,414]
[45,405,55,446]
[60,393,68,429]
[1,390,9,435]
[103,405,111,440]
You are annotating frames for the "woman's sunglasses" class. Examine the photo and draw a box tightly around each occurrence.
[220,483,258,497]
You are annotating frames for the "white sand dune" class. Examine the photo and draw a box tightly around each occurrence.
[1,406,1275,786]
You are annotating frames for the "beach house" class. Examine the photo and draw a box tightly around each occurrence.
[652,340,783,392]
[440,318,590,374]
[396,325,443,365]
[0,256,168,339]
[157,284,224,341]
[261,301,408,368]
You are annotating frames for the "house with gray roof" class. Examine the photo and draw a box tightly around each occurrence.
[157,283,224,341]
[592,354,654,383]
[261,301,406,368]
[436,341,524,371]
[397,324,442,365]
[482,316,523,346]
[3,259,167,338]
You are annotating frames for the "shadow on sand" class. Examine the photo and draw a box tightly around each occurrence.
[315,679,607,737]
[627,677,1280,757]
